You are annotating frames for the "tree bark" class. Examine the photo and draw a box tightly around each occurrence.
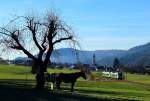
[35,70,45,90]
[35,62,48,89]
[30,58,48,89]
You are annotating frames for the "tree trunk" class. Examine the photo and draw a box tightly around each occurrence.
[35,66,45,90]
[31,62,39,74]
[35,72,45,90]
[35,64,47,90]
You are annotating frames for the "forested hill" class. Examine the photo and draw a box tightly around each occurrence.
[14,42,150,66]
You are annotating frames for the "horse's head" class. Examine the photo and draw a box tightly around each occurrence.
[80,71,86,80]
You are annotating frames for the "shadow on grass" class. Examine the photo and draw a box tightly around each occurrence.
[59,87,141,101]
[0,79,137,101]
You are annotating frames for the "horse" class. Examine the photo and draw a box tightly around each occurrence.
[56,71,86,92]
[44,72,58,90]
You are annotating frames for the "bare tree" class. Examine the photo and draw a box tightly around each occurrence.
[0,11,78,89]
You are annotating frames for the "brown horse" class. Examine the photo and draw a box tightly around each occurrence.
[56,71,86,92]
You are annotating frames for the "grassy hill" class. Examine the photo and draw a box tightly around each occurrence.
[0,64,150,101]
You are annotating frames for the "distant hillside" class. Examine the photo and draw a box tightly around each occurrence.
[13,48,126,65]
[51,48,126,65]
[13,42,150,66]
[120,42,150,66]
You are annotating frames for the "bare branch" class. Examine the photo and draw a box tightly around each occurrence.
[41,34,47,51]
[53,36,73,45]
[25,17,43,51]
[10,45,22,50]
[0,26,38,61]
[0,27,13,37]
[0,10,79,77]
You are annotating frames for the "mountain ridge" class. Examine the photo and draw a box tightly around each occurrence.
[13,42,150,66]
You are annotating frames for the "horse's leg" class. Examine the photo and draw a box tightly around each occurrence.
[50,82,53,90]
[56,80,61,90]
[71,82,75,92]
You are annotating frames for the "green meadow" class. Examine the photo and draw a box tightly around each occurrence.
[0,64,150,101]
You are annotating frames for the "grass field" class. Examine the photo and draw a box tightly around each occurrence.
[0,64,150,101]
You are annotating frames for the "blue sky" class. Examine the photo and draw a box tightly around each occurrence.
[0,0,150,51]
